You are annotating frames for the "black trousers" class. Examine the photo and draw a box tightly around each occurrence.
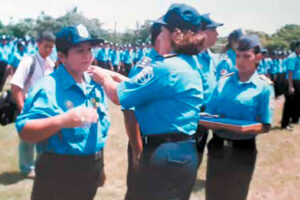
[206,134,257,200]
[31,152,104,200]
[281,80,300,127]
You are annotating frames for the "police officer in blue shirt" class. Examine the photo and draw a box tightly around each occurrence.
[195,14,223,159]
[281,40,300,129]
[205,35,274,200]
[15,24,110,200]
[7,41,27,74]
[88,4,205,200]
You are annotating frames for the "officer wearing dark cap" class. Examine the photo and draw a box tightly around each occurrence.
[88,3,205,200]
[195,14,223,159]
[281,40,300,129]
[205,35,274,200]
[15,24,110,200]
[226,28,245,65]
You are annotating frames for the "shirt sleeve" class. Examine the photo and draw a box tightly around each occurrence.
[258,84,275,124]
[117,66,173,109]
[15,88,57,133]
[10,56,32,89]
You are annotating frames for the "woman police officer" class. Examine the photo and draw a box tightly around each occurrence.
[204,35,275,200]
[15,24,110,200]
[88,3,206,200]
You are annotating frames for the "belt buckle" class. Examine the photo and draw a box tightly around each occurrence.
[144,136,148,144]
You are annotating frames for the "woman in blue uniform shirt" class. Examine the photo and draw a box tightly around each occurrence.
[15,25,110,200]
[204,35,274,200]
[88,4,205,200]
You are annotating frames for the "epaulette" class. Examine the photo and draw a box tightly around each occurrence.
[136,56,152,68]
[163,53,177,59]
[259,74,273,85]
[220,72,235,79]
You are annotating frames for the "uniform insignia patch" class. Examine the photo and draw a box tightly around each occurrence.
[133,66,154,85]
[136,57,152,68]
[65,100,74,109]
[221,69,228,76]
[76,24,89,38]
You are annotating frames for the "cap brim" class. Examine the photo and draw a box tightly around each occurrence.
[74,38,104,46]
[150,16,168,26]
[206,22,224,29]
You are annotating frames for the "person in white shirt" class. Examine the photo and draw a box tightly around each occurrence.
[10,32,55,179]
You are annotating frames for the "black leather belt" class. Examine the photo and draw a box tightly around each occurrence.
[44,150,103,161]
[142,133,196,145]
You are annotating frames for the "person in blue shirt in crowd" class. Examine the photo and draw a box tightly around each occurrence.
[7,41,28,74]
[281,40,300,130]
[257,48,271,75]
[194,13,223,160]
[110,43,121,72]
[122,44,135,76]
[88,3,206,200]
[0,35,13,90]
[15,24,110,200]
[215,29,244,80]
[204,35,274,200]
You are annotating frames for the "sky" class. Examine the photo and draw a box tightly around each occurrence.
[0,0,299,36]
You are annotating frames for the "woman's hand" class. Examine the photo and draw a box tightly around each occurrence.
[87,65,112,84]
[60,106,98,128]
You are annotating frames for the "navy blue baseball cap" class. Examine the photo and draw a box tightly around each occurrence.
[237,35,261,52]
[55,24,104,52]
[201,14,223,30]
[152,3,202,32]
[228,28,245,43]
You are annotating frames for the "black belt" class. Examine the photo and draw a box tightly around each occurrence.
[44,150,103,161]
[142,133,196,145]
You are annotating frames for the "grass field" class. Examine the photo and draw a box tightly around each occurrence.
[0,94,299,200]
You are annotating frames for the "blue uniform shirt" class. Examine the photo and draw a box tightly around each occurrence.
[215,53,236,80]
[16,65,110,155]
[226,48,236,66]
[287,53,300,80]
[8,49,26,68]
[206,72,274,139]
[117,54,203,136]
[196,49,218,105]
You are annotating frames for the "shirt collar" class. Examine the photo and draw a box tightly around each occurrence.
[58,65,95,93]
[234,71,260,86]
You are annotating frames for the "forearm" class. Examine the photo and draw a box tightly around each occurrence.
[20,115,64,143]
[123,110,143,154]
[102,76,121,105]
[288,71,293,88]
[11,85,25,110]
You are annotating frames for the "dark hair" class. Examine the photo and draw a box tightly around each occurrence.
[253,45,261,55]
[151,23,163,46]
[172,30,206,55]
[37,32,55,44]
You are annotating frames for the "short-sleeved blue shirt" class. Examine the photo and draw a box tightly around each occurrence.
[287,53,300,80]
[117,54,203,136]
[206,72,274,139]
[15,65,110,155]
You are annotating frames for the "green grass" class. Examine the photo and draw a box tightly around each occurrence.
[0,96,299,200]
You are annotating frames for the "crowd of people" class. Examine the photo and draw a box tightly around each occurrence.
[0,2,299,200]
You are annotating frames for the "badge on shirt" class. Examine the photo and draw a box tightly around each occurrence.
[91,97,101,108]
[133,66,155,85]
[65,100,74,109]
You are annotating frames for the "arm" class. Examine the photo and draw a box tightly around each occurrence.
[20,107,98,143]
[11,84,25,111]
[123,110,143,168]
[288,71,294,94]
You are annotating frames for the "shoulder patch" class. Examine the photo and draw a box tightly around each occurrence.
[133,66,155,85]
[136,56,152,68]
[220,72,235,79]
[163,53,177,59]
[259,75,273,85]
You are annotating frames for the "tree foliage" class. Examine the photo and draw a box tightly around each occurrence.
[0,9,298,50]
